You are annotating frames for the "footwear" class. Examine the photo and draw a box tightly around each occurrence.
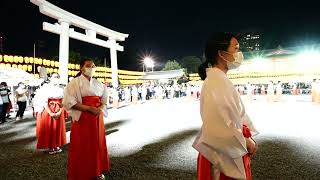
[16,117,21,121]
[96,174,105,180]
[48,149,56,155]
[55,147,62,153]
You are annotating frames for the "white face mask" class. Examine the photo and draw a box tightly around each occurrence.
[83,67,96,77]
[50,77,60,85]
[219,51,244,70]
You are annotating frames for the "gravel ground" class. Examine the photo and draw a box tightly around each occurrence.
[0,96,320,180]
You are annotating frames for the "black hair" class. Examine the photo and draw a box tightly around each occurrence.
[75,59,93,77]
[198,32,236,80]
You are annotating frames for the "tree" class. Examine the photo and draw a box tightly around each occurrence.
[180,56,202,74]
[162,60,182,71]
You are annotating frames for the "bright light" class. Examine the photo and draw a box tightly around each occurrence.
[144,57,154,68]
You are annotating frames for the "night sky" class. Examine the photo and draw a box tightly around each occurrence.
[1,0,320,70]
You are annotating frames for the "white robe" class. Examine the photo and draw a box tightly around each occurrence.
[62,74,108,122]
[193,67,258,180]
[33,83,64,113]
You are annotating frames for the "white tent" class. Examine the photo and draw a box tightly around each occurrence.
[0,67,43,86]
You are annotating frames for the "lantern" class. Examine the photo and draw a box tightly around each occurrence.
[24,57,29,64]
[53,68,58,73]
[0,55,2,62]
[23,65,28,71]
[19,56,24,63]
[55,61,59,67]
[50,61,55,67]
[12,64,18,68]
[8,56,14,63]
[75,64,80,70]
[5,64,11,68]
[29,57,34,64]
[4,55,8,62]
[28,65,32,72]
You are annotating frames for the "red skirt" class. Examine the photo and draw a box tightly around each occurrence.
[36,98,66,149]
[67,96,110,180]
[197,125,252,180]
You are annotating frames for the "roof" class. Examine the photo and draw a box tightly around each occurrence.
[140,69,185,80]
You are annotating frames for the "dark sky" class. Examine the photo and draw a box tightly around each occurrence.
[1,0,320,70]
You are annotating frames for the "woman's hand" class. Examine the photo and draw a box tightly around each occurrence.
[87,106,101,116]
[246,137,258,156]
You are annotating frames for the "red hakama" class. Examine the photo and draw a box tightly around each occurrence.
[36,98,66,149]
[67,96,110,180]
[197,125,253,180]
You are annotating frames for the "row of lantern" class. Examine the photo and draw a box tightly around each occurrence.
[0,55,147,76]
[0,55,81,70]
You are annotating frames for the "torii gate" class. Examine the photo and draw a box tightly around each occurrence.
[30,0,129,87]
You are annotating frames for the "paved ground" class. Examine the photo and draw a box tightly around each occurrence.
[0,95,320,179]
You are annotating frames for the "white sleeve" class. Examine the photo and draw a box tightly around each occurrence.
[62,80,78,110]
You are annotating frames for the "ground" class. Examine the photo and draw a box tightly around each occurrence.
[0,95,320,180]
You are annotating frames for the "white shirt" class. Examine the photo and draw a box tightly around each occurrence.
[193,67,258,180]
[16,87,28,102]
[62,74,108,121]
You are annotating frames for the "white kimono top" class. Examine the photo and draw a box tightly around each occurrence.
[32,83,64,113]
[193,67,258,180]
[62,74,108,122]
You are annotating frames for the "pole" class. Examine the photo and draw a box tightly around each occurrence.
[33,43,35,74]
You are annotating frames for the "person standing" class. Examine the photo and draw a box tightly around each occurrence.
[33,73,67,154]
[0,82,11,123]
[63,59,109,180]
[15,82,28,120]
[193,33,258,180]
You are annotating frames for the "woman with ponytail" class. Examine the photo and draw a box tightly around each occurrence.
[193,33,259,180]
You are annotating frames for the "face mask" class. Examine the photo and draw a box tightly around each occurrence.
[83,67,96,77]
[219,51,244,70]
[50,78,60,85]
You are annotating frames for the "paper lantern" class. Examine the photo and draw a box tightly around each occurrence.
[24,57,30,64]
[55,61,59,67]
[23,65,28,71]
[4,55,8,62]
[68,71,72,75]
[0,63,5,67]
[75,64,80,70]
[29,57,34,64]
[28,65,32,72]
[8,56,13,63]
[0,55,2,62]
[18,64,23,69]
[50,61,55,67]
[37,58,43,65]
[12,64,18,68]
[37,66,41,73]
[53,68,58,73]
[19,56,23,63]
[5,64,11,68]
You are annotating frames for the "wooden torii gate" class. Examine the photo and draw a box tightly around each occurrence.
[30,0,129,87]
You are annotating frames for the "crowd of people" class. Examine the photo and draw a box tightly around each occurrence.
[108,83,202,106]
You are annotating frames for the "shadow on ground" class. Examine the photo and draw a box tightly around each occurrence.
[104,129,199,180]
[251,138,320,180]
